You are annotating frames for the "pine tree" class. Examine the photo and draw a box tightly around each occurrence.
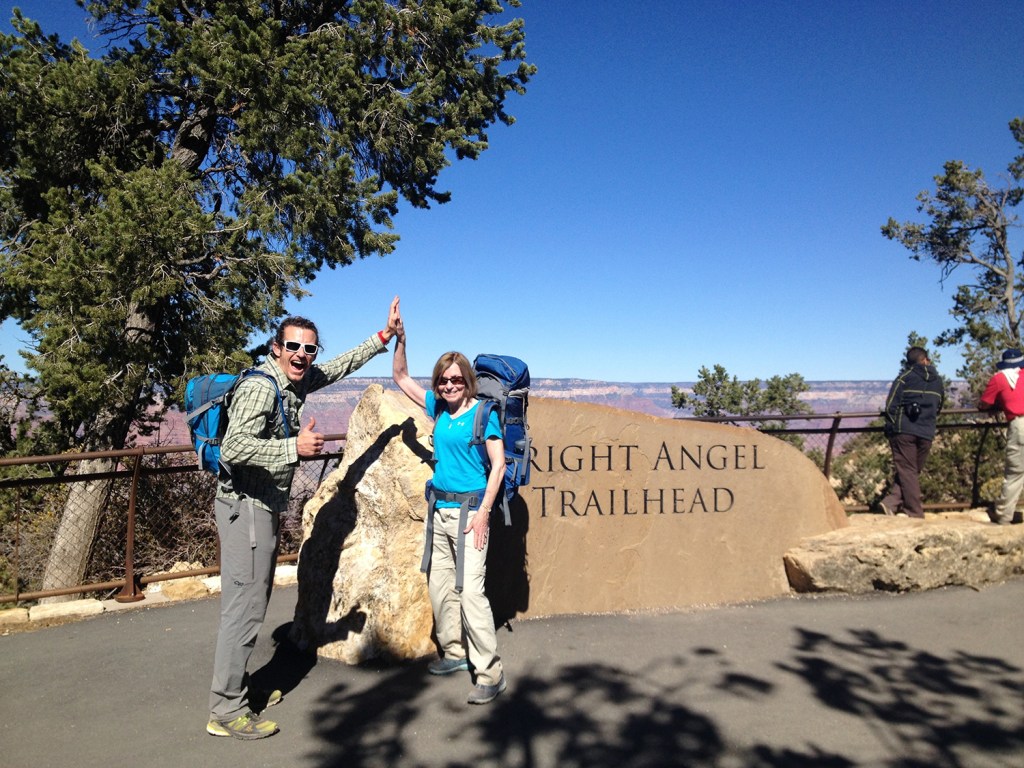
[882,118,1024,391]
[671,364,811,448]
[0,0,533,597]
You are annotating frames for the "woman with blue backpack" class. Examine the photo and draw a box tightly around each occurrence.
[391,299,508,705]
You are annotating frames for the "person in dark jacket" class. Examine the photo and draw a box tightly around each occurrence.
[878,346,945,518]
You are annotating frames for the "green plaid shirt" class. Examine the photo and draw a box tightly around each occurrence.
[217,333,386,512]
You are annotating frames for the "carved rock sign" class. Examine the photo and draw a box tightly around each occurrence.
[291,386,847,663]
[518,397,847,616]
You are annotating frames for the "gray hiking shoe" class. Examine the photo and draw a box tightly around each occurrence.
[428,656,470,676]
[467,674,507,705]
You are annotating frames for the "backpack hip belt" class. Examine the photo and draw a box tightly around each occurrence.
[422,487,486,593]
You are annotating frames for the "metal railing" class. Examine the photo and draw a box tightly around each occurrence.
[683,407,994,469]
[0,436,346,605]
[681,407,1002,512]
[0,408,1008,606]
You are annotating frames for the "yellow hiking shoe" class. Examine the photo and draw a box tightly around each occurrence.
[206,711,279,740]
[252,688,283,711]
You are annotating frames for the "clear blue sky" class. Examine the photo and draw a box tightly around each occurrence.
[2,1,1022,382]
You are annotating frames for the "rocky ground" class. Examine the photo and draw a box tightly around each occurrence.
[785,508,1024,593]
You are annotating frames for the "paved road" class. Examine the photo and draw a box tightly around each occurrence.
[3,580,1024,768]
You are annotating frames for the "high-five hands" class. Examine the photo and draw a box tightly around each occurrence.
[389,296,405,342]
[386,296,403,342]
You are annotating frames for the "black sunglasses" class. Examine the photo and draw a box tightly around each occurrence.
[283,340,320,355]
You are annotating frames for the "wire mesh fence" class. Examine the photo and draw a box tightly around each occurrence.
[0,409,1008,606]
[0,441,343,604]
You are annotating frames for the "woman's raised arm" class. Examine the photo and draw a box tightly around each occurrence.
[392,302,427,408]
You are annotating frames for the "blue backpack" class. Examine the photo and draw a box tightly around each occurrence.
[472,354,531,525]
[184,369,289,475]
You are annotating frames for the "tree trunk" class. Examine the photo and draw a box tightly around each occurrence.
[39,303,156,602]
[38,458,116,603]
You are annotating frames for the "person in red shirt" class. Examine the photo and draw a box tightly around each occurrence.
[978,348,1024,525]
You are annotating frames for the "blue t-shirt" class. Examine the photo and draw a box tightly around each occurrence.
[425,391,501,506]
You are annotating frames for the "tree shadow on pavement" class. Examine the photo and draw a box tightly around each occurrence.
[249,621,318,704]
[777,627,1024,767]
[298,622,1024,768]
[301,657,849,767]
[303,659,735,768]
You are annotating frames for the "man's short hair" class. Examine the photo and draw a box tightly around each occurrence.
[274,316,319,347]
[906,346,928,366]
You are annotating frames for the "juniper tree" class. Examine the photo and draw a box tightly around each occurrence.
[882,118,1024,395]
[672,365,811,420]
[0,0,533,596]
[671,364,811,448]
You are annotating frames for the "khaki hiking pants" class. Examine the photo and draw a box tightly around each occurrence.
[427,506,503,686]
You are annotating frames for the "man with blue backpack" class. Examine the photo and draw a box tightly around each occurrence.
[205,298,400,740]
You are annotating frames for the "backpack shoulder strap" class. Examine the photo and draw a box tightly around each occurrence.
[471,399,497,452]
[428,393,446,464]
[235,369,291,438]
[472,399,510,525]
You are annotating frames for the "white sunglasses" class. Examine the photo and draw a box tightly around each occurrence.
[282,340,320,355]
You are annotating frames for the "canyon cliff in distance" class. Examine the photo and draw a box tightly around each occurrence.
[288,378,896,438]
[152,377,942,447]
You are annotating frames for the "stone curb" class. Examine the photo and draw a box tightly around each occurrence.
[1,564,299,629]
[0,606,30,626]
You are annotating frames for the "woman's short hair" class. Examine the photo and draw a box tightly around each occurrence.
[431,351,478,399]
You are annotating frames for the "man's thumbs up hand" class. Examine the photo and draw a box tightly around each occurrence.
[297,417,324,457]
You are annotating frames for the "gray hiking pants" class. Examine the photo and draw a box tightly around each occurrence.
[209,495,279,721]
